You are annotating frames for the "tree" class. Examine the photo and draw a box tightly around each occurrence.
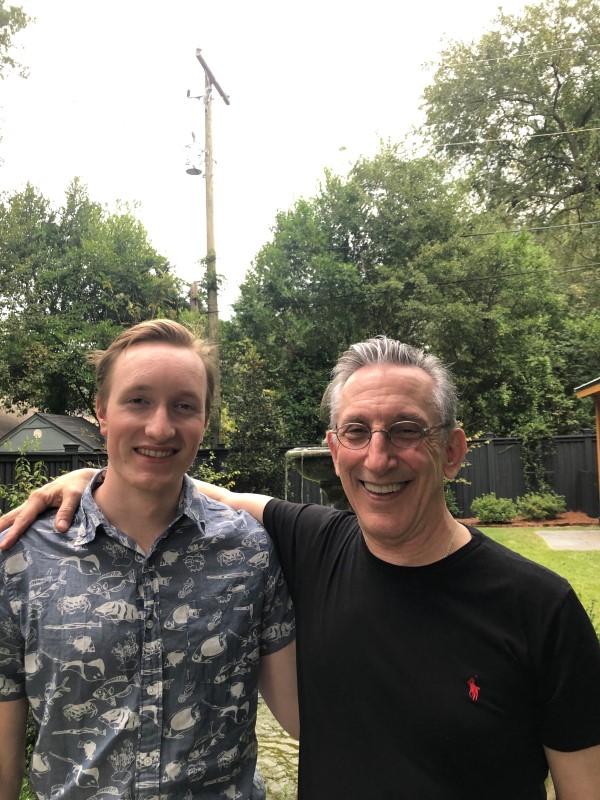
[402,223,574,437]
[422,0,600,223]
[0,1,29,81]
[0,180,187,417]
[228,141,589,459]
[220,338,287,496]
[422,0,600,312]
[230,145,464,443]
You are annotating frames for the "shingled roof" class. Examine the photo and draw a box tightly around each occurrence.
[0,412,105,453]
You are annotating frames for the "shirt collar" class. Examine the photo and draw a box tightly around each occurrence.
[71,470,206,547]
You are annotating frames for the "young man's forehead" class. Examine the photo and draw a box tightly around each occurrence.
[108,343,207,393]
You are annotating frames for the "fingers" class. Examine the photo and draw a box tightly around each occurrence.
[54,494,80,533]
[0,495,49,550]
[0,505,22,532]
[0,468,94,549]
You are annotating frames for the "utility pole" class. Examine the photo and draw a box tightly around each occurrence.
[188,48,230,448]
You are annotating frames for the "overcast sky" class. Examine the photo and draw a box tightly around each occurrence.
[1,0,531,317]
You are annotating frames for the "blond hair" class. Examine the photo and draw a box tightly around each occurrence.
[90,319,216,418]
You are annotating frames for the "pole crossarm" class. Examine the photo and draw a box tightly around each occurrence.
[195,48,230,105]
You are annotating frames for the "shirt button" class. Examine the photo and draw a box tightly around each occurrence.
[146,620,153,630]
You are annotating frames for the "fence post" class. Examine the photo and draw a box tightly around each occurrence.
[484,433,497,495]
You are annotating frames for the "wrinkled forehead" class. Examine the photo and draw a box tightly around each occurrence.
[337,364,438,422]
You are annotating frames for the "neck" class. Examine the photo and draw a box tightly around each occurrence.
[361,513,471,567]
[94,474,183,553]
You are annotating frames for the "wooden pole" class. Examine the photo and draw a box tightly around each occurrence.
[193,49,229,448]
[203,75,221,447]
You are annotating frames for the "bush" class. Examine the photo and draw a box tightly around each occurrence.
[470,493,517,524]
[444,483,461,517]
[515,492,566,521]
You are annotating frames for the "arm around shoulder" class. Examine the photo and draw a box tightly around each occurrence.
[545,743,600,800]
[0,697,28,800]
[193,480,273,525]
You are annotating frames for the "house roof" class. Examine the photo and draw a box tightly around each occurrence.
[0,412,105,453]
[575,377,600,399]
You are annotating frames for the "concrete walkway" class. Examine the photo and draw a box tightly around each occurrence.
[536,529,600,550]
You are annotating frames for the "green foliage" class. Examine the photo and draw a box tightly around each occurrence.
[230,141,582,454]
[422,0,600,326]
[230,146,468,443]
[423,0,600,223]
[0,181,187,417]
[0,1,30,80]
[444,483,460,517]
[515,491,567,521]
[0,449,48,509]
[470,493,517,524]
[221,339,288,495]
[190,451,239,491]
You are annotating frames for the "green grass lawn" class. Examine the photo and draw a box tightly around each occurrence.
[482,526,600,633]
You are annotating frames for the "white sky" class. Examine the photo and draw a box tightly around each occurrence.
[0,0,531,318]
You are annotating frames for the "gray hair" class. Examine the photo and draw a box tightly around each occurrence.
[321,336,458,430]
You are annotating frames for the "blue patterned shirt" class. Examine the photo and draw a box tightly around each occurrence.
[0,472,295,799]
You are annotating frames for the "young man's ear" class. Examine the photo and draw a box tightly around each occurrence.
[96,396,108,438]
[443,428,468,480]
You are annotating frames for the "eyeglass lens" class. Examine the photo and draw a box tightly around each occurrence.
[337,421,424,449]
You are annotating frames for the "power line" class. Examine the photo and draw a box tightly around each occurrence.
[264,263,600,310]
[454,43,600,67]
[461,219,600,238]
[434,125,600,149]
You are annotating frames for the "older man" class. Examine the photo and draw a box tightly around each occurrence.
[0,320,296,800]
[2,336,599,799]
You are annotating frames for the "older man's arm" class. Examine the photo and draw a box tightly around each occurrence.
[193,481,273,524]
[0,472,272,551]
[258,641,299,740]
[0,468,96,549]
[0,697,28,800]
[545,743,600,800]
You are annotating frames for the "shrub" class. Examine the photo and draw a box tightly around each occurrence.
[444,482,461,517]
[470,493,516,524]
[515,492,566,521]
[0,452,48,510]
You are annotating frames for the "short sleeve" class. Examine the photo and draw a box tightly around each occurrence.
[536,588,600,751]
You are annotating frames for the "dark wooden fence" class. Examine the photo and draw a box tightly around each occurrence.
[0,430,598,517]
[451,430,598,518]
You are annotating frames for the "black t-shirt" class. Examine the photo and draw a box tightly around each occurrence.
[264,499,600,800]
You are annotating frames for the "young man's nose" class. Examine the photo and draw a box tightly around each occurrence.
[145,407,176,439]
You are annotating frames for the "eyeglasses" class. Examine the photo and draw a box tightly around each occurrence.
[333,420,450,450]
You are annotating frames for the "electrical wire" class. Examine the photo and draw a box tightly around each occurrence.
[461,220,600,237]
[434,126,600,149]
[440,44,600,67]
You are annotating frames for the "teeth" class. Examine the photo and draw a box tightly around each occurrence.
[363,481,404,494]
[137,448,173,458]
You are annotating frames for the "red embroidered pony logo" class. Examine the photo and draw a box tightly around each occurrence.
[467,676,480,702]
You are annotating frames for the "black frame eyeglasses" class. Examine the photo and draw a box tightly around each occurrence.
[333,420,450,450]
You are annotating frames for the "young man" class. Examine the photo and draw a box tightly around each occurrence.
[0,320,297,799]
[3,336,600,799]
